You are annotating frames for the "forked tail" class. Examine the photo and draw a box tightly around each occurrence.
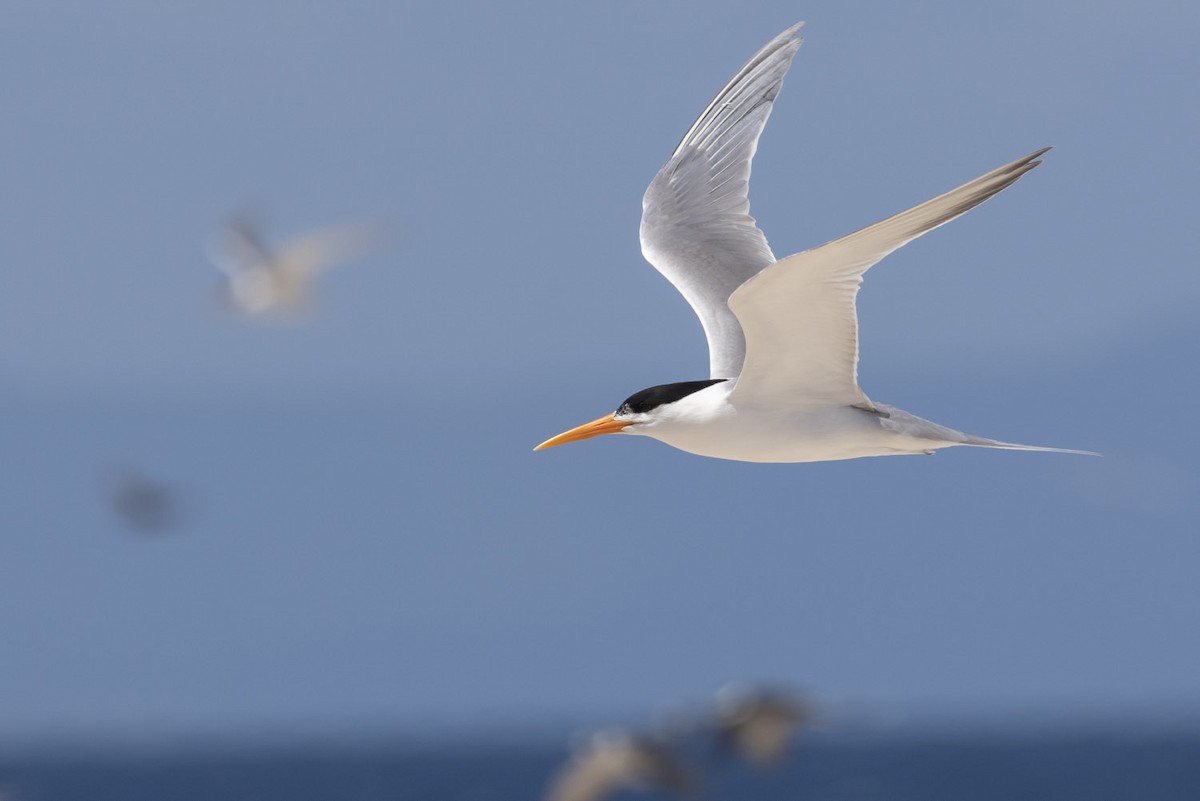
[958,433,1100,456]
[873,404,1099,456]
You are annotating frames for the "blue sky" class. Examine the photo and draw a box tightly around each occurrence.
[1,2,1198,743]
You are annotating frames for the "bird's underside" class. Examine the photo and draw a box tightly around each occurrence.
[618,379,1090,463]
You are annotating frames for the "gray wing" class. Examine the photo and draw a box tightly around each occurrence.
[273,221,388,280]
[728,149,1051,408]
[639,23,804,379]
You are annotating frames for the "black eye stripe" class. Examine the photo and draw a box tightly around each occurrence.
[618,379,728,414]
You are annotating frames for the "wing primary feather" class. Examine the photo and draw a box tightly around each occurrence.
[862,147,1051,247]
[728,148,1053,408]
[670,23,806,159]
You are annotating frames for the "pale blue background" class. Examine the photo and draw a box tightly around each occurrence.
[1,1,1198,743]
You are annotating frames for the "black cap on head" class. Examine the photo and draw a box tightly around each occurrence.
[617,379,728,415]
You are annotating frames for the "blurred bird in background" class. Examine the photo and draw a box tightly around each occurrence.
[209,212,388,316]
[710,684,813,767]
[544,683,815,799]
[101,467,183,535]
[545,729,702,801]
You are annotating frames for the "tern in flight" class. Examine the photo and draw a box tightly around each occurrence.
[535,23,1093,463]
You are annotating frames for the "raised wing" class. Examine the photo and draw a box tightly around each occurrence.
[274,221,387,280]
[640,23,804,379]
[728,148,1050,408]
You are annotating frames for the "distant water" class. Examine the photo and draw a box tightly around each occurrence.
[3,730,1199,800]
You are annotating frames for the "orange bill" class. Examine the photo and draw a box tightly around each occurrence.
[533,413,630,451]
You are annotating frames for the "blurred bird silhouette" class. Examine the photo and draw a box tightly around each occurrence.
[103,468,181,534]
[545,730,701,801]
[209,212,386,316]
[711,685,812,767]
